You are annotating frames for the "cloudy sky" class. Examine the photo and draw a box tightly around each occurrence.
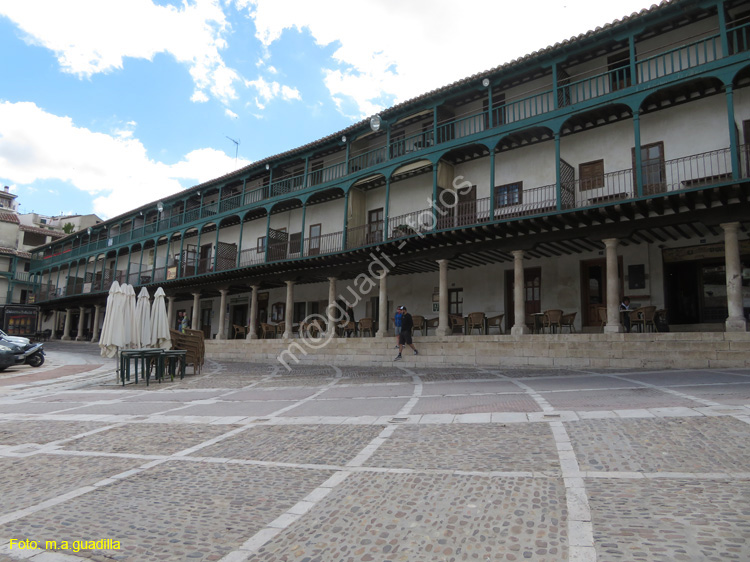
[0,0,655,220]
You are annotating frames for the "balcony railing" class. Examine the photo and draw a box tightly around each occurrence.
[33,145,746,303]
[33,23,747,272]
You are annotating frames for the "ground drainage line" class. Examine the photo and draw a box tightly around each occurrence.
[218,424,399,562]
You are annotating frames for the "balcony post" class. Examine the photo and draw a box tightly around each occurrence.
[213,224,220,271]
[718,0,729,57]
[136,245,145,285]
[299,203,307,256]
[633,112,643,197]
[178,234,185,279]
[247,284,259,340]
[722,222,747,332]
[376,269,388,338]
[628,35,636,86]
[61,308,73,341]
[384,178,391,239]
[725,84,740,180]
[552,62,559,110]
[217,288,229,339]
[489,151,496,219]
[303,156,310,189]
[194,229,202,274]
[91,304,102,343]
[511,250,530,335]
[342,190,350,250]
[554,132,562,211]
[191,292,200,331]
[236,219,245,268]
[75,306,86,341]
[327,277,338,338]
[435,259,450,336]
[90,256,98,292]
[432,165,439,231]
[603,238,624,333]
[283,280,294,340]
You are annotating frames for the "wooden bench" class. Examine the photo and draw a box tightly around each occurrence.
[170,329,205,375]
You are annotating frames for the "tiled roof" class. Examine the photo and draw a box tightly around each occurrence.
[0,246,29,258]
[0,213,20,224]
[19,225,64,238]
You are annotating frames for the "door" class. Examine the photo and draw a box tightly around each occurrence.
[632,142,666,195]
[580,258,623,327]
[231,304,248,337]
[309,224,321,256]
[367,208,384,244]
[198,243,212,274]
[505,267,541,328]
[456,186,477,226]
[200,308,212,339]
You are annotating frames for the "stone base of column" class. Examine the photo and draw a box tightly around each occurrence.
[376,330,388,338]
[61,335,72,341]
[246,333,258,340]
[91,337,99,343]
[75,336,86,341]
[283,332,292,340]
[511,325,530,335]
[726,317,748,332]
[435,327,450,337]
[604,324,625,333]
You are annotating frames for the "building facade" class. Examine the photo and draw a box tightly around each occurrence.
[31,0,750,342]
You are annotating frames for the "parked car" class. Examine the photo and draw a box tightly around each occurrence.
[0,340,25,371]
[0,332,45,368]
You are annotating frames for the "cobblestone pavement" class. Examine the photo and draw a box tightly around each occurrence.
[0,344,748,561]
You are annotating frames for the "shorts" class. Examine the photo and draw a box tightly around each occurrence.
[395,326,402,336]
[398,331,412,346]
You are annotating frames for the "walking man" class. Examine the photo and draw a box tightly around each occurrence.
[394,305,418,361]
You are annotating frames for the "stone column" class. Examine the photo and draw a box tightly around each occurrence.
[90,305,102,342]
[166,297,176,331]
[603,238,624,333]
[376,270,388,338]
[722,222,747,332]
[327,276,338,337]
[247,285,259,340]
[511,250,530,335]
[191,292,200,330]
[217,288,229,339]
[61,308,73,340]
[436,259,450,336]
[75,306,86,341]
[283,280,294,339]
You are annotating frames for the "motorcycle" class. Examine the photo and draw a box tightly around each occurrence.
[24,343,45,367]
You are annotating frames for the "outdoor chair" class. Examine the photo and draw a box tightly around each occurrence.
[425,317,439,335]
[467,312,485,334]
[233,324,247,339]
[260,323,276,339]
[411,315,425,336]
[597,306,608,329]
[542,309,563,333]
[449,314,464,334]
[560,311,577,333]
[631,305,657,332]
[487,314,504,334]
[358,317,374,337]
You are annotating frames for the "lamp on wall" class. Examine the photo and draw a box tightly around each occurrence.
[341,135,347,143]
[265,164,270,170]
[482,78,490,88]
[157,202,164,214]
[370,115,383,132]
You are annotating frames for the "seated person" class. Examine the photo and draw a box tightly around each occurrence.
[620,296,631,332]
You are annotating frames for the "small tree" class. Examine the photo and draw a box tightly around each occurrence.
[62,222,75,234]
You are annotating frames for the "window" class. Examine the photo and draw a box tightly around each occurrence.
[632,142,666,195]
[448,288,463,315]
[494,182,522,208]
[390,129,406,159]
[579,160,604,191]
[257,236,266,252]
[22,231,46,247]
[271,302,285,323]
[608,50,631,92]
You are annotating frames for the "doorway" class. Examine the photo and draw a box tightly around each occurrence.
[200,307,212,339]
[580,258,623,327]
[504,267,541,328]
[231,304,248,337]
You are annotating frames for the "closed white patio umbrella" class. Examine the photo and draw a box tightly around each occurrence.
[135,287,152,348]
[122,283,136,349]
[99,281,124,359]
[150,287,171,349]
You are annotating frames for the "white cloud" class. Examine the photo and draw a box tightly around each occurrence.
[245,0,656,117]
[246,76,301,109]
[0,101,250,219]
[0,0,239,104]
[225,108,239,119]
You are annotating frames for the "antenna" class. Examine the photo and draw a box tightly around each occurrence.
[226,136,240,165]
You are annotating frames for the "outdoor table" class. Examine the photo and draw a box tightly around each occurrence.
[530,313,545,334]
[120,348,165,386]
[162,349,187,381]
